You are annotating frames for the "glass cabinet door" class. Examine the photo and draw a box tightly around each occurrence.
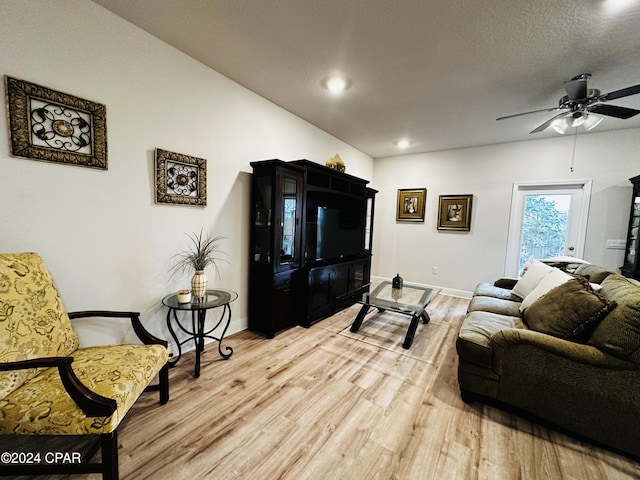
[251,166,302,272]
[253,175,273,264]
[624,194,640,270]
[277,173,302,270]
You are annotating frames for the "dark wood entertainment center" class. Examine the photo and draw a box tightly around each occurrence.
[621,174,640,280]
[249,159,376,337]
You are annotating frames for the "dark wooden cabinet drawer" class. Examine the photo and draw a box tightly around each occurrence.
[274,271,293,289]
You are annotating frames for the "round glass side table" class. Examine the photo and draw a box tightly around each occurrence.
[162,289,238,378]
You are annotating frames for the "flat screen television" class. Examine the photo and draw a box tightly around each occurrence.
[315,205,364,261]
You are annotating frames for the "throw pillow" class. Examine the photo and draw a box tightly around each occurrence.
[573,264,615,285]
[589,274,640,363]
[523,277,617,341]
[519,267,573,312]
[511,260,554,299]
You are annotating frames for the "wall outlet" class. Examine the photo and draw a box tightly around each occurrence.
[432,266,438,274]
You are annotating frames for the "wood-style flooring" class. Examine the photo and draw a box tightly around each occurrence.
[11,295,640,479]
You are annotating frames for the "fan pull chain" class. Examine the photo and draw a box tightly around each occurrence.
[570,128,578,172]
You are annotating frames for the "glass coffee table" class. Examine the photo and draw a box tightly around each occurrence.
[349,281,441,349]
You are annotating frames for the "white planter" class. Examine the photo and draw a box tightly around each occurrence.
[191,270,208,299]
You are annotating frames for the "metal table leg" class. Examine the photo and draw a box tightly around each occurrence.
[350,303,371,332]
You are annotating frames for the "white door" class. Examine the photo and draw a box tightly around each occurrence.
[505,180,592,276]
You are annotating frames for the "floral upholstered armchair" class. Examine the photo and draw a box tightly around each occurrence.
[0,252,169,479]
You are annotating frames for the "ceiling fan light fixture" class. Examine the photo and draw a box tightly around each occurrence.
[549,111,604,134]
[567,111,587,128]
[551,118,568,134]
[584,113,604,131]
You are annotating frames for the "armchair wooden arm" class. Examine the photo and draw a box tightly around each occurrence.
[0,357,117,417]
[68,310,168,347]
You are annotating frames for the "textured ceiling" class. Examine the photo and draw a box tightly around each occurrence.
[93,0,640,158]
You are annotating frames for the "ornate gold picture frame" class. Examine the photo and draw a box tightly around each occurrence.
[5,76,107,169]
[396,188,426,222]
[155,148,207,206]
[437,194,473,231]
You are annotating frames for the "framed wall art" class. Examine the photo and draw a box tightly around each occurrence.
[437,194,473,231]
[396,188,426,222]
[5,76,107,169]
[155,148,207,206]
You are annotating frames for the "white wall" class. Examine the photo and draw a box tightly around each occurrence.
[2,2,638,347]
[0,1,373,346]
[372,128,640,295]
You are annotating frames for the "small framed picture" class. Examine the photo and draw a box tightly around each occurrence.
[396,188,426,222]
[5,76,107,169]
[155,148,207,206]
[437,194,473,231]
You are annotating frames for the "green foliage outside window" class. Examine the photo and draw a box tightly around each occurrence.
[519,196,569,270]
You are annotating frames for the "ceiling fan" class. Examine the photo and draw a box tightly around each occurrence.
[497,74,640,134]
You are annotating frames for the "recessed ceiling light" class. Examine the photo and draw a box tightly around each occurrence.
[324,76,348,94]
[602,0,634,12]
[395,139,411,149]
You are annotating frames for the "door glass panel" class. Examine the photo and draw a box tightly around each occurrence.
[506,181,590,277]
[281,178,297,263]
[518,194,571,271]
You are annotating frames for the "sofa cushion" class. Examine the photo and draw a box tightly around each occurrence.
[589,274,640,363]
[511,260,554,299]
[0,253,79,401]
[456,311,526,368]
[0,344,168,435]
[573,263,615,284]
[519,267,573,312]
[473,282,520,301]
[468,296,522,317]
[523,277,616,341]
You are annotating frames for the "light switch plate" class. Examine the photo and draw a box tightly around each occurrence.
[606,239,626,249]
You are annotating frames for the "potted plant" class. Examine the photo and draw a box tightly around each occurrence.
[170,229,227,300]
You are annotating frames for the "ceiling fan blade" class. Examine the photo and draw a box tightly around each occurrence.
[588,104,640,119]
[530,112,569,134]
[496,107,563,121]
[601,84,640,101]
[564,78,588,100]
